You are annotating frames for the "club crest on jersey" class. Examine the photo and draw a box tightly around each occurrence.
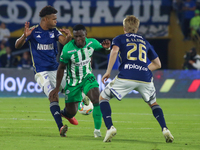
[49,32,55,38]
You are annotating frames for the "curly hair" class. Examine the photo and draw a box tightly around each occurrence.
[39,5,57,17]
[73,24,86,31]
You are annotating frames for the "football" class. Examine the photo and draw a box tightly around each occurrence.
[78,100,93,115]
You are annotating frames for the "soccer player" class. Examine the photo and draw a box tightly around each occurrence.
[99,15,174,143]
[49,24,111,138]
[15,5,77,136]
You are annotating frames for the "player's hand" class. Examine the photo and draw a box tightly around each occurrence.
[101,39,111,49]
[189,60,195,64]
[24,22,34,38]
[49,88,59,100]
[60,28,72,37]
[102,72,110,84]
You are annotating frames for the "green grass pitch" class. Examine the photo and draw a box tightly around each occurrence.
[0,98,199,150]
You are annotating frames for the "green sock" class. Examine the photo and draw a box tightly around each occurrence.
[92,104,102,130]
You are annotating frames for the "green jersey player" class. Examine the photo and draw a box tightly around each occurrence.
[49,24,111,137]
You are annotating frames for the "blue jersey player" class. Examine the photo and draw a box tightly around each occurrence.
[15,5,76,137]
[99,15,174,143]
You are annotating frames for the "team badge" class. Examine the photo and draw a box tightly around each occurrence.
[49,32,55,38]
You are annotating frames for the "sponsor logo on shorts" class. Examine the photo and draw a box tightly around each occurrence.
[66,90,70,94]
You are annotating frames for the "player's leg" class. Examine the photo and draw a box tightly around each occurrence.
[35,71,63,133]
[99,78,132,142]
[83,74,102,137]
[138,82,174,143]
[61,102,79,125]
[61,84,82,125]
[99,86,116,142]
[87,87,102,137]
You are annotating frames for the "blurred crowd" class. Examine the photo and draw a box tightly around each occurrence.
[173,0,200,41]
[0,21,33,69]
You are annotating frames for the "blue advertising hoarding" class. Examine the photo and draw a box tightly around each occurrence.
[1,68,200,98]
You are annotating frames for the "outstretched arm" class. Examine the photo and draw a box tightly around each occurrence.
[15,22,35,49]
[102,45,119,84]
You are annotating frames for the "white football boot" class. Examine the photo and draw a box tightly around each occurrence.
[162,127,174,143]
[103,126,117,142]
[94,129,101,138]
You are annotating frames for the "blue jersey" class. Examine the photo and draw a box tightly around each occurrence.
[26,25,63,73]
[112,33,158,83]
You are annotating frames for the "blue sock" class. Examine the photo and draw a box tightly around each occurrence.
[50,102,63,131]
[100,100,113,129]
[151,105,167,130]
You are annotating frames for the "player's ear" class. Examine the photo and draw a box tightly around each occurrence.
[123,27,126,33]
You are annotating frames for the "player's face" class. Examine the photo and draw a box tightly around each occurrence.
[46,14,57,29]
[73,30,86,48]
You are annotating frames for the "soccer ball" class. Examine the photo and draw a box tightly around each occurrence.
[78,100,93,115]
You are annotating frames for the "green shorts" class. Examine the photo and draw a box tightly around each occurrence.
[64,73,99,103]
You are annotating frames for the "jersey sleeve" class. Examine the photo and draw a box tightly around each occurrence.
[26,26,36,42]
[55,28,63,41]
[91,38,103,51]
[25,34,32,42]
[111,36,120,48]
[60,44,69,64]
[146,41,158,61]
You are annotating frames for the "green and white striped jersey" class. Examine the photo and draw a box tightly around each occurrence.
[60,38,103,86]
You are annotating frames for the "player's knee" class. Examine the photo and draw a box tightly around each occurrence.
[99,94,103,101]
[90,98,99,105]
[100,87,113,101]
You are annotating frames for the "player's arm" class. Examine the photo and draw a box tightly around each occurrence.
[95,39,111,54]
[58,29,72,45]
[49,62,66,100]
[102,45,119,84]
[15,22,35,49]
[148,57,161,71]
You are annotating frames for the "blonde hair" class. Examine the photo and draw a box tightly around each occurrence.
[123,15,140,33]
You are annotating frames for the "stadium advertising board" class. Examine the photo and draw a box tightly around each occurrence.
[0,0,171,38]
[0,69,200,98]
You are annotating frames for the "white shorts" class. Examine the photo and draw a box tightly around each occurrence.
[35,70,66,98]
[100,77,156,105]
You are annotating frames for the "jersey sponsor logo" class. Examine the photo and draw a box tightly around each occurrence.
[75,59,90,67]
[37,43,54,50]
[68,49,77,53]
[124,64,148,71]
[126,34,143,39]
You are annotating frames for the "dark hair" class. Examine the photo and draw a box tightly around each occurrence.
[73,24,86,31]
[39,5,57,17]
